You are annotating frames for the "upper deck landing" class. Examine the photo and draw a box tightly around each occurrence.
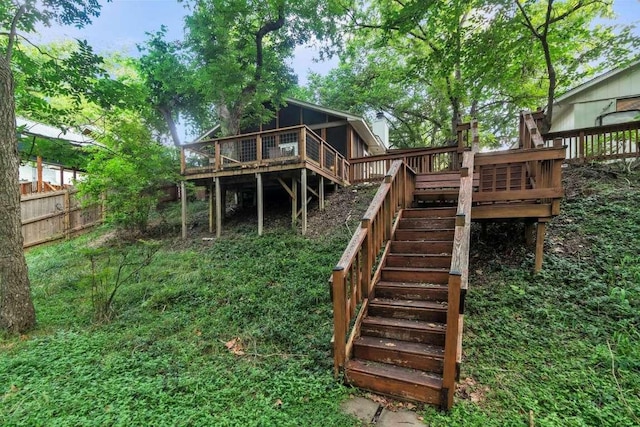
[180,125,349,186]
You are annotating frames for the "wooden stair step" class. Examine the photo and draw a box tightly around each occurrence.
[369,298,447,322]
[413,190,460,201]
[381,266,449,284]
[352,336,444,372]
[386,253,452,269]
[402,207,457,218]
[345,359,442,405]
[390,240,453,255]
[375,281,448,302]
[398,218,456,230]
[394,229,455,241]
[361,316,446,345]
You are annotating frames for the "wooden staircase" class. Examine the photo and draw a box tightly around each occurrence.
[344,206,457,406]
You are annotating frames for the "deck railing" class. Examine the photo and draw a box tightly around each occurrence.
[474,146,565,210]
[441,147,476,410]
[519,110,546,149]
[331,160,416,374]
[349,122,473,184]
[543,120,640,163]
[180,125,349,182]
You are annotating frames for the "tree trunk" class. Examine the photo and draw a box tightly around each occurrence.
[541,36,555,134]
[0,56,36,333]
[159,106,181,147]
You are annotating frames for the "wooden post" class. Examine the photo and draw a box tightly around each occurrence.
[332,266,346,376]
[36,156,43,193]
[361,218,372,297]
[59,166,64,188]
[442,273,462,410]
[72,168,77,182]
[257,173,264,236]
[209,180,215,234]
[535,221,547,273]
[181,181,187,239]
[215,178,223,238]
[299,127,307,161]
[63,189,71,239]
[301,168,308,235]
[256,135,262,163]
[215,141,221,170]
[319,176,325,210]
[180,148,186,174]
[291,178,298,227]
[578,131,585,163]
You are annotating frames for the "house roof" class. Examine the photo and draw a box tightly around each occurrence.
[192,98,386,154]
[17,117,97,146]
[555,58,640,103]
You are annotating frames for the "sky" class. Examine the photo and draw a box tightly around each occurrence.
[33,0,335,86]
[33,0,640,86]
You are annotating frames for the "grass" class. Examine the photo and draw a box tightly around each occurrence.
[1,165,639,425]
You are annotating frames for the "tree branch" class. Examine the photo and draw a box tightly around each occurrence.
[6,3,27,62]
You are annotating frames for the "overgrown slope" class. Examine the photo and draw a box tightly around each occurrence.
[1,166,639,426]
[423,163,640,426]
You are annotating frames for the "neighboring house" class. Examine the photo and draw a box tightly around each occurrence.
[194,98,389,158]
[17,117,94,192]
[550,59,640,132]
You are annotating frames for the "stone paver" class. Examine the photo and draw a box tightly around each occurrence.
[341,396,425,426]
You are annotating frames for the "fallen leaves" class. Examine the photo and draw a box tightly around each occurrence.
[224,338,245,356]
[457,377,490,404]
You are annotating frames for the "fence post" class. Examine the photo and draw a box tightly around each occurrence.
[579,131,585,163]
[64,190,71,239]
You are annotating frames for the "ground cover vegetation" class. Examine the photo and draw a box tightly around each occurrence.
[0,164,638,425]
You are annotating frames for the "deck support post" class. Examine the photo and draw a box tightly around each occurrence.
[319,176,325,211]
[209,180,215,234]
[181,181,187,239]
[215,177,223,238]
[535,220,548,273]
[291,178,298,227]
[36,156,43,193]
[301,169,308,235]
[257,173,264,236]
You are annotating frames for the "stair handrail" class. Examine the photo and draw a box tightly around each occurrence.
[441,121,479,410]
[331,159,416,375]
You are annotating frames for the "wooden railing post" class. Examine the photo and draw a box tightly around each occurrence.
[256,134,262,163]
[299,127,307,161]
[361,219,372,297]
[442,272,462,410]
[215,141,221,170]
[332,266,346,376]
[578,131,585,163]
[180,148,186,174]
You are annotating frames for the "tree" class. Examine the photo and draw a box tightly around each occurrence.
[0,0,102,333]
[184,0,349,136]
[507,0,640,132]
[137,27,212,146]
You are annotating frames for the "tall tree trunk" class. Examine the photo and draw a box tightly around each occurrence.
[159,107,181,146]
[0,56,36,333]
[541,37,555,134]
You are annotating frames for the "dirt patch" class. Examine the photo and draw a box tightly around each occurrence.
[306,183,379,238]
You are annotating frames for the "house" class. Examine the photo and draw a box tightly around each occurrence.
[17,117,94,194]
[180,98,391,236]
[550,59,640,132]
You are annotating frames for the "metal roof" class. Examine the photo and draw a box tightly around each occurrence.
[17,117,97,146]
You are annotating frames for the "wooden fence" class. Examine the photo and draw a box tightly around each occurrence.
[21,188,103,248]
